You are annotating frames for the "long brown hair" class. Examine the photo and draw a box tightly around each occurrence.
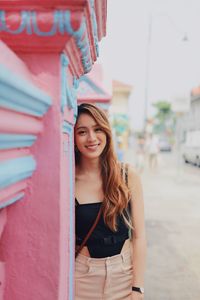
[75,103,132,231]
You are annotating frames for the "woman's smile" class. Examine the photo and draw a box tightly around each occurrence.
[85,143,100,151]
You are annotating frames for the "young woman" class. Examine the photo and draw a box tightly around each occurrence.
[74,103,146,300]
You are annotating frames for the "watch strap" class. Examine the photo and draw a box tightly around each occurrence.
[132,286,144,294]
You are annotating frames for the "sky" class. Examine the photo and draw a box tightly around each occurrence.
[98,0,200,130]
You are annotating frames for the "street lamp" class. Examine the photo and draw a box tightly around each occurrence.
[143,13,189,132]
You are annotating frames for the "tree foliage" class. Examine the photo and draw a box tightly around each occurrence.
[153,101,172,122]
[112,114,129,135]
[153,101,175,136]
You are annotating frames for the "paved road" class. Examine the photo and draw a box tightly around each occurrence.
[124,150,200,300]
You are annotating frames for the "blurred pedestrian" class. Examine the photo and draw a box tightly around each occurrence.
[147,134,160,170]
[74,103,146,300]
[135,136,146,174]
[116,139,124,162]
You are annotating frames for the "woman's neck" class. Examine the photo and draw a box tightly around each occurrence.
[77,157,101,176]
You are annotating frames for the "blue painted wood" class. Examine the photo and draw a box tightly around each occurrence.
[62,121,73,135]
[73,77,79,120]
[78,75,107,96]
[0,192,25,209]
[89,0,99,56]
[0,10,95,73]
[0,63,52,116]
[0,156,36,189]
[0,134,37,150]
[60,53,78,117]
[60,54,69,112]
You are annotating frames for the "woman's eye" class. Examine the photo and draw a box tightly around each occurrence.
[77,130,86,135]
[95,128,102,132]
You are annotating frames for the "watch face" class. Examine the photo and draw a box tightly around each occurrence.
[140,287,145,294]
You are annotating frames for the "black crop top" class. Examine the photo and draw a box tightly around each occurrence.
[75,198,130,258]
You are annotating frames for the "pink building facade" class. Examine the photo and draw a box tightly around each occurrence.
[77,64,111,111]
[0,1,107,299]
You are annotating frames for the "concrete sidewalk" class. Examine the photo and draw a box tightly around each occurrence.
[124,149,200,300]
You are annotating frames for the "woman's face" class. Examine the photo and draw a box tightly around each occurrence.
[75,113,107,160]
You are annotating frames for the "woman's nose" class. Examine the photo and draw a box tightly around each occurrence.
[88,130,96,141]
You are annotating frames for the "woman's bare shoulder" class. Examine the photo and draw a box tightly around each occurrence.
[126,163,142,188]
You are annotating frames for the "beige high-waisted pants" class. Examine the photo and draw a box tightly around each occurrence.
[75,249,133,300]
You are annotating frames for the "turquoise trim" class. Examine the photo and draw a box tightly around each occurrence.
[62,121,73,134]
[60,54,69,112]
[0,10,94,73]
[60,54,78,116]
[66,85,76,110]
[78,75,107,95]
[0,192,25,209]
[0,11,31,34]
[0,63,52,117]
[0,134,37,150]
[73,77,79,120]
[73,77,79,89]
[32,11,58,36]
[89,0,99,56]
[63,11,92,72]
[96,102,110,110]
[0,156,36,189]
[63,121,74,300]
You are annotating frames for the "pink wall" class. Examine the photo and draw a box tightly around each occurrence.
[0,51,63,299]
[0,2,107,299]
[0,46,75,300]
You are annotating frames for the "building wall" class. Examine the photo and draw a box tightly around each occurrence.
[111,81,132,152]
[176,96,200,144]
[112,91,130,114]
[0,2,107,299]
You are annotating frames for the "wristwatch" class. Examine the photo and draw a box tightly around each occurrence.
[132,286,144,294]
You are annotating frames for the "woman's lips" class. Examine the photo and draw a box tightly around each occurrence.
[85,144,100,150]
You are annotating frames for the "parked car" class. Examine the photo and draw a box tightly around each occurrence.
[159,138,172,152]
[182,146,200,167]
[182,130,200,167]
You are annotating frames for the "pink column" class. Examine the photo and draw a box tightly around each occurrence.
[0,1,107,300]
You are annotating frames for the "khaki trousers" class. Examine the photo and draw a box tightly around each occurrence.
[75,249,133,300]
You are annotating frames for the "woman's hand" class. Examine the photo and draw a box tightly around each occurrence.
[131,291,144,300]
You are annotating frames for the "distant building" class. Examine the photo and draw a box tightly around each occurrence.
[111,80,133,151]
[176,87,200,144]
[112,80,132,115]
[77,64,111,112]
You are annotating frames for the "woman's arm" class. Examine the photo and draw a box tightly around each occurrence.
[128,165,146,299]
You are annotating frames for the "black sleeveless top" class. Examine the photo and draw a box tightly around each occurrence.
[75,163,130,258]
[75,199,130,258]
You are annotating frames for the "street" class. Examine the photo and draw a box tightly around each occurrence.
[124,150,200,300]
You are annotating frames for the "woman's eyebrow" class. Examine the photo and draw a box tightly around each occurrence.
[76,124,98,130]
[76,126,87,130]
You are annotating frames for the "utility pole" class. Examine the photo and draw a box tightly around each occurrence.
[143,12,188,133]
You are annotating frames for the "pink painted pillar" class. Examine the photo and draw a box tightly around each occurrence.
[0,1,107,300]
